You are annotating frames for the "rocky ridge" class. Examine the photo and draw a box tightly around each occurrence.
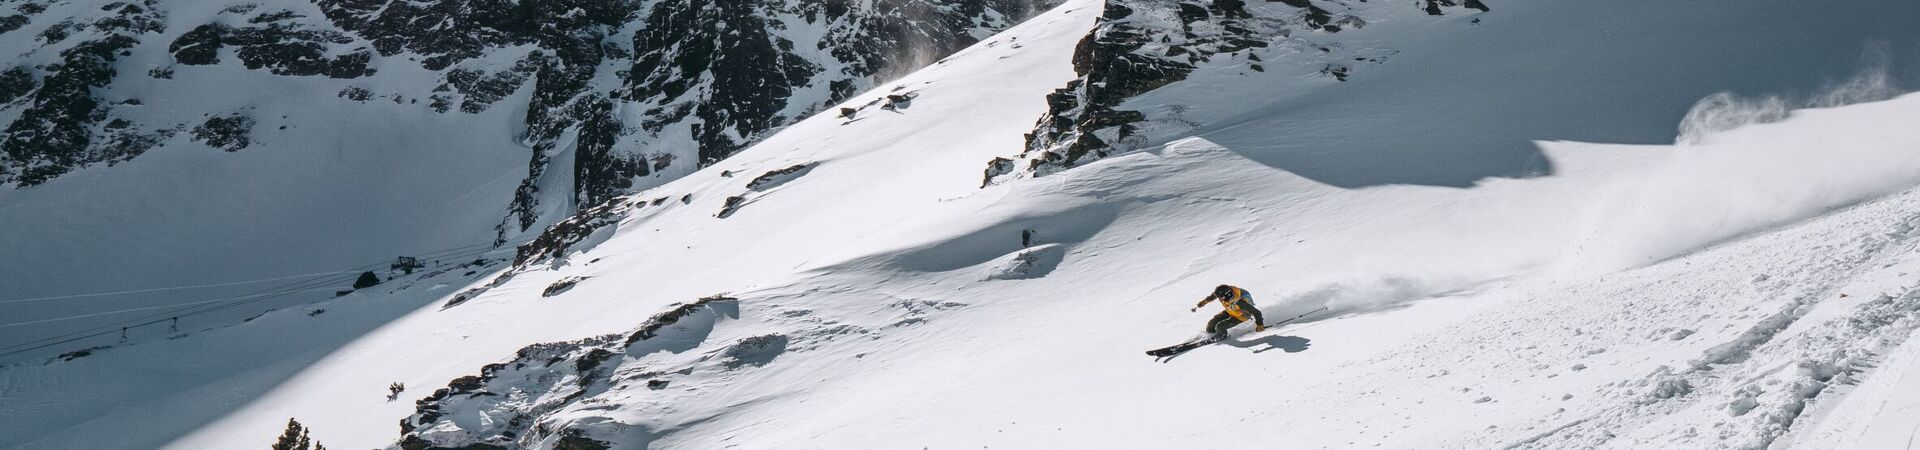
[983,0,1489,185]
[0,0,1043,241]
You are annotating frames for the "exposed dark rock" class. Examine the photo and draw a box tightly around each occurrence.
[37,20,75,43]
[499,146,551,242]
[443,287,480,308]
[879,92,917,111]
[491,0,1040,237]
[91,1,166,35]
[541,276,585,297]
[553,432,612,450]
[0,15,27,34]
[716,195,747,218]
[4,0,1039,219]
[249,10,303,24]
[623,0,815,167]
[93,126,173,163]
[745,163,815,190]
[338,86,371,102]
[427,94,453,113]
[54,346,108,362]
[399,295,738,449]
[573,347,615,375]
[169,12,375,79]
[0,0,396,185]
[716,162,817,218]
[441,54,538,113]
[570,97,650,206]
[191,114,254,151]
[228,20,371,78]
[982,156,1015,187]
[318,0,631,240]
[985,0,1488,184]
[1177,3,1209,25]
[1273,0,1332,29]
[0,66,34,104]
[315,0,621,70]
[398,436,507,450]
[1005,8,1185,179]
[1421,0,1491,14]
[2,35,140,186]
[168,24,224,65]
[1321,63,1349,81]
[511,198,631,269]
[720,334,789,368]
[625,295,736,345]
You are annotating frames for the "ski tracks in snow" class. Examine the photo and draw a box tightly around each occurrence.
[1498,186,1920,449]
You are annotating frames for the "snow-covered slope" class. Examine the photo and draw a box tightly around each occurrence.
[4,0,1920,448]
[0,0,1041,353]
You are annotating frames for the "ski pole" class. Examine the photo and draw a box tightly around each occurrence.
[1269,305,1328,327]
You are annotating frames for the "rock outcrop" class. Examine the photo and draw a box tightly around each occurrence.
[984,0,1489,185]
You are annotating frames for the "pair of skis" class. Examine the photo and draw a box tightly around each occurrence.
[1147,306,1326,360]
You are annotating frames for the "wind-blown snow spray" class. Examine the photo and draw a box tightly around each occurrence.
[1676,49,1900,146]
[1673,93,1789,146]
[1272,275,1464,318]
[1558,63,1920,275]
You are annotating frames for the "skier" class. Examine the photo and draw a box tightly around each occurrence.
[1192,284,1266,340]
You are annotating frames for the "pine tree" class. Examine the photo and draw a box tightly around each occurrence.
[270,417,325,450]
[353,271,381,289]
[271,418,303,450]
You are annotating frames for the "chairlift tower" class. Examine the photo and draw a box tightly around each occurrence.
[391,256,425,274]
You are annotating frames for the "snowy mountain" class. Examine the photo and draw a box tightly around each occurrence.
[4,0,1920,448]
[0,0,1040,349]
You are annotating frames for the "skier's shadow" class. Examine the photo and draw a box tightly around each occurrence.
[1221,335,1311,354]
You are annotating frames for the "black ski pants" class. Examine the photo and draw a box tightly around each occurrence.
[1206,312,1244,334]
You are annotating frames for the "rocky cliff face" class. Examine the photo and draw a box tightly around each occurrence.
[982,0,1488,185]
[488,0,1041,239]
[0,0,1042,240]
[0,1,165,186]
[396,296,744,450]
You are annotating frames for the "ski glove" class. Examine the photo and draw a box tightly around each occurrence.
[1255,324,1268,332]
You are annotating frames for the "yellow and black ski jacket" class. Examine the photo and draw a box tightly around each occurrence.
[1197,286,1265,324]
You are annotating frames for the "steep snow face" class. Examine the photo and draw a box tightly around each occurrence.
[374,94,1920,449]
[995,0,1920,187]
[0,1,1109,448]
[4,0,1920,449]
[0,0,1041,353]
[0,3,535,352]
[994,0,1490,182]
